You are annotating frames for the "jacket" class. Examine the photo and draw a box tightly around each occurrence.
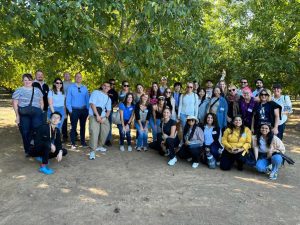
[252,135,285,158]
[222,127,252,155]
[34,124,62,152]
[207,97,228,129]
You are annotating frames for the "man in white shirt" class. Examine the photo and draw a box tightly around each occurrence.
[272,83,293,140]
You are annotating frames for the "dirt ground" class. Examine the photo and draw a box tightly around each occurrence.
[0,92,300,225]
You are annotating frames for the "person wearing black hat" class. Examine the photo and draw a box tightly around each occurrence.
[272,84,293,140]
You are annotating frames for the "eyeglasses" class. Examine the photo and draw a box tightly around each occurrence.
[55,82,62,84]
[241,81,248,84]
[166,92,171,94]
[228,89,236,92]
[78,87,81,93]
[123,85,129,87]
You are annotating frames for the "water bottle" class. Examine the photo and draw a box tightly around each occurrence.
[205,147,216,169]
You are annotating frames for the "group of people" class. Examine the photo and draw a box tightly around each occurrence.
[12,71,293,180]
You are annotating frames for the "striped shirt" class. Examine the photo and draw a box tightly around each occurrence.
[12,87,43,108]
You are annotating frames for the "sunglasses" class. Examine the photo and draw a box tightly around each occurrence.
[158,98,165,101]
[78,87,81,93]
[166,91,171,94]
[260,93,269,96]
[187,86,193,89]
[228,89,236,92]
[241,81,248,84]
[187,119,196,122]
[55,82,62,84]
[123,85,129,87]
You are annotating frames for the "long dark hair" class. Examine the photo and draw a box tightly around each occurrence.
[150,82,162,98]
[123,93,134,106]
[197,87,206,102]
[203,113,219,129]
[183,120,198,141]
[256,123,274,148]
[52,78,64,95]
[228,115,245,138]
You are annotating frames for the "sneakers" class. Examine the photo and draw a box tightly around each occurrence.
[96,146,107,152]
[128,146,132,152]
[89,151,96,160]
[143,147,148,151]
[269,171,278,180]
[39,166,54,175]
[168,157,177,166]
[119,145,125,152]
[71,145,76,150]
[207,155,216,169]
[192,163,199,169]
[136,147,142,151]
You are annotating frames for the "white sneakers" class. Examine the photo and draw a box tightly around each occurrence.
[168,157,177,166]
[89,151,96,160]
[96,146,107,152]
[128,146,132,152]
[120,145,125,151]
[192,163,199,169]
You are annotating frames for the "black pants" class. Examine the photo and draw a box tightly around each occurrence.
[220,149,244,171]
[28,143,68,164]
[62,108,70,139]
[177,144,202,163]
[70,108,88,145]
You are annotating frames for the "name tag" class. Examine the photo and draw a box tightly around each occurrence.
[129,108,133,111]
[241,133,246,138]
[247,108,253,112]
[212,131,217,134]
[220,107,224,111]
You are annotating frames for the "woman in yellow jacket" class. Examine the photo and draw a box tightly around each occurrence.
[220,115,252,171]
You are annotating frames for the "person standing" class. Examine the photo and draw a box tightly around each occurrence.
[272,84,293,140]
[172,82,182,115]
[178,82,199,128]
[239,87,256,128]
[159,76,168,94]
[226,84,240,124]
[32,70,49,122]
[47,78,65,130]
[252,78,264,98]
[12,73,44,156]
[205,79,214,99]
[237,78,251,96]
[197,88,210,125]
[62,72,73,140]
[118,81,130,103]
[66,72,89,149]
[88,82,112,159]
[106,78,119,146]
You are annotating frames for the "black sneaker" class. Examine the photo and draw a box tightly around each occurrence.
[105,140,112,146]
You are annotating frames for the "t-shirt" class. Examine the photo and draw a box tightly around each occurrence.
[204,125,214,146]
[272,95,292,125]
[259,137,267,153]
[257,102,272,123]
[88,90,111,117]
[209,97,220,114]
[161,119,177,136]
[119,103,135,121]
[48,90,65,107]
[12,87,43,108]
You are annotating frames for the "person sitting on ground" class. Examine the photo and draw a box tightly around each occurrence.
[159,107,180,166]
[252,123,285,180]
[177,116,204,169]
[28,112,68,175]
[220,115,251,171]
[200,113,222,167]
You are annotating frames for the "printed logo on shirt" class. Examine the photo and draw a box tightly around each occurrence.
[220,107,225,111]
[241,133,247,138]
[247,108,253,112]
[212,131,217,134]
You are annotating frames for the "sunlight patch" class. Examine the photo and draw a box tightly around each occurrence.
[234,176,294,189]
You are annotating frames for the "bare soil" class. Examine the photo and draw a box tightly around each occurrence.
[0,92,300,225]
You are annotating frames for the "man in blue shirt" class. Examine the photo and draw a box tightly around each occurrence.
[66,72,89,149]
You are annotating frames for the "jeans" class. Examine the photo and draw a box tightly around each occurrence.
[117,121,132,146]
[204,142,221,161]
[277,123,286,140]
[70,108,88,145]
[149,117,161,141]
[178,143,202,163]
[256,153,283,174]
[62,108,70,138]
[18,107,43,154]
[47,106,65,130]
[135,121,148,148]
[179,113,188,130]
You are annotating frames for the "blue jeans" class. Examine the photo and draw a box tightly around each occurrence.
[70,108,88,145]
[256,153,283,174]
[47,106,65,130]
[19,107,43,154]
[135,121,148,148]
[277,123,286,140]
[204,141,221,161]
[149,117,161,141]
[117,122,132,146]
[180,113,188,129]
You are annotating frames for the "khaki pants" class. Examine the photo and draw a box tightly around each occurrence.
[89,116,110,150]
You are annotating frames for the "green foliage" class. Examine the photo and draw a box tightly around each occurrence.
[0,0,299,95]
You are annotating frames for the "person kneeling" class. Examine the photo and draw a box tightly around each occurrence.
[159,107,180,166]
[28,112,67,174]
[252,123,285,180]
[178,116,204,168]
[220,115,251,171]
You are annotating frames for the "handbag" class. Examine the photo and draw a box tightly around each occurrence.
[18,88,36,116]
[112,110,121,125]
[279,152,295,165]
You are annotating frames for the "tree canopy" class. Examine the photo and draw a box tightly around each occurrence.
[0,0,299,94]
